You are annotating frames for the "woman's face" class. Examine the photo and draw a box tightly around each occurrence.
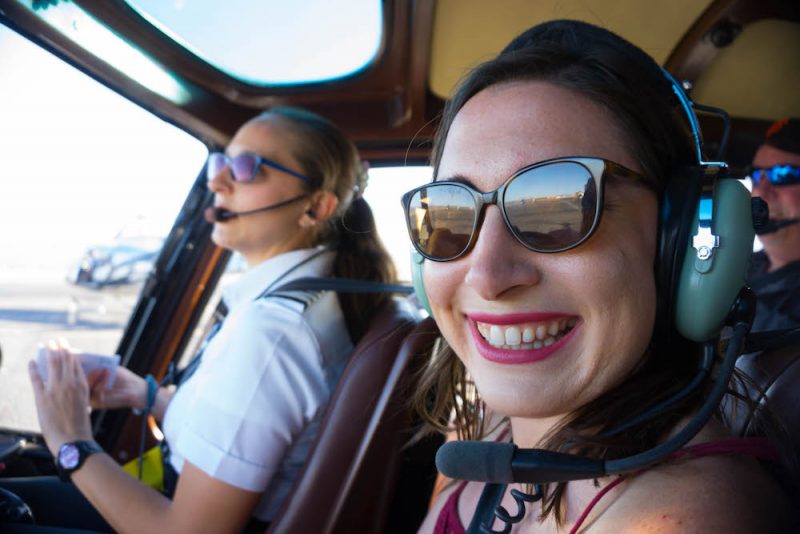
[425,81,659,425]
[208,119,311,266]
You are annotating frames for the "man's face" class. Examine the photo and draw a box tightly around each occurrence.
[751,144,800,266]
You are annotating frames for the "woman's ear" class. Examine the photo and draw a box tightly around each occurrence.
[300,191,339,227]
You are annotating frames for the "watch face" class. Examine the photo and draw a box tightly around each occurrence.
[59,444,80,469]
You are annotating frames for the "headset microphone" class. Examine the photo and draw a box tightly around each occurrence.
[755,217,800,235]
[204,194,309,223]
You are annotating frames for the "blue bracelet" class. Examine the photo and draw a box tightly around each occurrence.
[144,373,158,414]
[133,374,158,416]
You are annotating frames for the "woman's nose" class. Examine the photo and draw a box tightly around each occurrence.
[463,207,542,301]
[207,165,233,193]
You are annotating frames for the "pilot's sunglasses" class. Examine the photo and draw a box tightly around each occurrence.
[207,151,312,184]
[401,157,654,261]
[750,164,800,187]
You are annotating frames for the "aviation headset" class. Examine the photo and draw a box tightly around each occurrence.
[409,71,755,345]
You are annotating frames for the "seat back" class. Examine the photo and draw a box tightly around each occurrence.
[267,302,440,534]
[730,343,800,459]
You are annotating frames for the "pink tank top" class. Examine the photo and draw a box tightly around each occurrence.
[432,437,779,534]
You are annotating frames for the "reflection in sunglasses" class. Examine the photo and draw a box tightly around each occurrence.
[751,164,800,187]
[402,157,646,261]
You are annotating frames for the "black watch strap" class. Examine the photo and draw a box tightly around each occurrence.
[55,440,103,481]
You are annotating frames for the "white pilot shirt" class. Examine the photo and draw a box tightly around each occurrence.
[161,247,353,521]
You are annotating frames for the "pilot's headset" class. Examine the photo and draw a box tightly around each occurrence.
[409,71,755,346]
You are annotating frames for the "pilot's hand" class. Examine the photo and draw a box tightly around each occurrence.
[28,342,93,456]
[87,366,147,411]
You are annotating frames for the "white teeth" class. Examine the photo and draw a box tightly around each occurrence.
[505,326,521,346]
[522,327,534,343]
[548,322,559,336]
[490,325,504,346]
[476,318,577,350]
[536,325,547,340]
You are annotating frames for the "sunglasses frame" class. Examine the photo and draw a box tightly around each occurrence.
[207,151,313,184]
[749,164,800,187]
[401,156,652,262]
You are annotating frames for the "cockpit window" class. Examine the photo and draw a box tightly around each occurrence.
[0,22,206,432]
[123,0,384,86]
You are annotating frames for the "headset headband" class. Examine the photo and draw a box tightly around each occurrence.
[660,68,728,171]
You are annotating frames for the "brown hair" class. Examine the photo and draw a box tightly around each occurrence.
[255,106,397,342]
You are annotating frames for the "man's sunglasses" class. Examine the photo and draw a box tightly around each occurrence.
[401,157,654,262]
[207,151,312,184]
[750,164,800,187]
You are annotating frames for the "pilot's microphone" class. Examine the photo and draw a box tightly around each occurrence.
[204,194,309,223]
[755,217,800,235]
[751,197,799,235]
[204,207,235,222]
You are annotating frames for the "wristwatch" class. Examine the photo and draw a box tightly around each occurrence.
[55,440,103,481]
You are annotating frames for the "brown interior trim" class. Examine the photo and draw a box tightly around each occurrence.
[665,0,800,82]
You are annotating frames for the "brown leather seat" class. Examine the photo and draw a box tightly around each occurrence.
[267,303,441,534]
[729,344,800,460]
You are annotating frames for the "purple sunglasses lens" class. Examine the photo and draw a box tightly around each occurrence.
[206,152,259,182]
[230,153,259,182]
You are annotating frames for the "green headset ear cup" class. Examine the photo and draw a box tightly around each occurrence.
[675,179,754,341]
[410,249,432,315]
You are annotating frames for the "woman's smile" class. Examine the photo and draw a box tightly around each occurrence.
[466,311,579,363]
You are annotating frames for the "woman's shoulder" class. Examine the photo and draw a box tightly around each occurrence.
[598,439,797,533]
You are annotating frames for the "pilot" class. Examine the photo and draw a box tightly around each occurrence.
[12,106,397,533]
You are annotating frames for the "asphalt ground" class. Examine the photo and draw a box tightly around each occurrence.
[0,281,135,433]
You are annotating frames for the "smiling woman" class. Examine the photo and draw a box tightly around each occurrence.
[410,20,796,533]
[1,1,798,533]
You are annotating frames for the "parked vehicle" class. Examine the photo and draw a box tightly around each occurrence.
[68,235,163,289]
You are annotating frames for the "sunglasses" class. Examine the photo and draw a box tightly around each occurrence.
[750,164,800,187]
[207,151,312,184]
[401,157,654,262]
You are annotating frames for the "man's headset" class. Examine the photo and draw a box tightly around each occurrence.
[408,69,763,532]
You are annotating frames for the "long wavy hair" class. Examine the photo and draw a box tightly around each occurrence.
[254,106,397,342]
[411,19,741,523]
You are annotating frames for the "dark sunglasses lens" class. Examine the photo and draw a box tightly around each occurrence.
[406,185,476,260]
[207,153,226,180]
[230,153,259,182]
[504,161,597,251]
[772,165,800,185]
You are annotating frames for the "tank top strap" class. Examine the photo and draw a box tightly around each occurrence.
[434,480,470,534]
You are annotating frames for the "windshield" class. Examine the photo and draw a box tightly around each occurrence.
[0,23,206,432]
